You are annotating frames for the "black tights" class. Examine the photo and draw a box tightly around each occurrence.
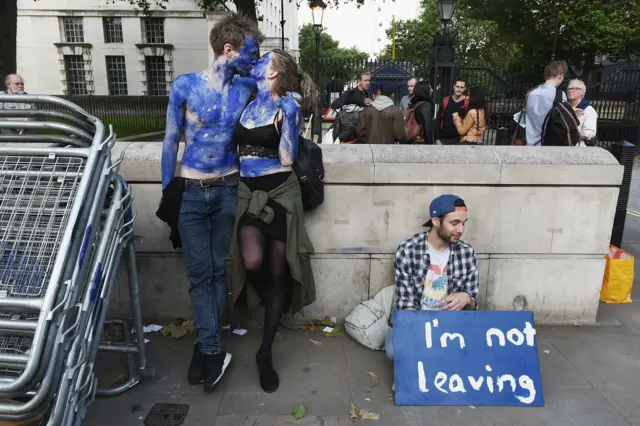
[239,226,287,356]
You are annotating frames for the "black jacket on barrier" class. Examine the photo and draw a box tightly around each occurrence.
[156,177,185,248]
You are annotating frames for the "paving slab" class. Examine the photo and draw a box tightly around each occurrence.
[535,336,591,393]
[486,388,631,426]
[217,327,351,416]
[83,332,223,426]
[214,415,351,426]
[597,302,640,333]
[544,325,640,419]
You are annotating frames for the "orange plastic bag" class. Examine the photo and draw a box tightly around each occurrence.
[600,245,634,304]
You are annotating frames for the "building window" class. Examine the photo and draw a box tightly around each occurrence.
[145,56,166,95]
[103,17,123,43]
[64,55,87,95]
[62,17,84,43]
[143,18,165,44]
[106,56,128,95]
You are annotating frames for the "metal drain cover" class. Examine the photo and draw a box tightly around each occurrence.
[143,403,189,426]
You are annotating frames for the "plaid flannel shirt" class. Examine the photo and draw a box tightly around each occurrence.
[394,231,479,310]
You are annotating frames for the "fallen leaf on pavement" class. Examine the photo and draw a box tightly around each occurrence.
[291,405,307,420]
[360,410,380,420]
[349,403,359,419]
[110,374,127,387]
[160,320,195,339]
[367,371,379,380]
[310,339,322,346]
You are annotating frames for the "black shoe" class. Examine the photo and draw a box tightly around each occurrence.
[203,351,232,393]
[256,351,279,393]
[187,343,206,385]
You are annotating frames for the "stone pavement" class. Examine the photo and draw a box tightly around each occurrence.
[84,302,640,426]
[82,161,640,426]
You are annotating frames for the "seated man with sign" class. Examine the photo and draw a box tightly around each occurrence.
[386,194,479,360]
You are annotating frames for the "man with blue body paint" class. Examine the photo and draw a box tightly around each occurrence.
[160,13,264,393]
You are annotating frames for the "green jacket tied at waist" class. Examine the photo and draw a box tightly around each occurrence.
[227,172,316,326]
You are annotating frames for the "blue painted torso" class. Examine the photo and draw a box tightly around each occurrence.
[161,71,255,188]
[237,93,301,177]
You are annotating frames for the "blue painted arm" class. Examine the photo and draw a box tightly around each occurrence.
[235,76,258,94]
[161,76,187,190]
[278,94,301,166]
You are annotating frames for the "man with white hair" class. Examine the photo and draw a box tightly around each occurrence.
[0,74,35,135]
[566,78,598,145]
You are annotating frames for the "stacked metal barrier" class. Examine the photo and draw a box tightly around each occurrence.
[0,94,154,425]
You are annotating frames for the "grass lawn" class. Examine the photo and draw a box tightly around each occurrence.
[34,115,166,139]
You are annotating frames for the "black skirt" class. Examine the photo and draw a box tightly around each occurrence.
[237,172,291,242]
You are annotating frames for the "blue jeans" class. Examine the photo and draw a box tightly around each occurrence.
[179,184,237,355]
[385,328,394,360]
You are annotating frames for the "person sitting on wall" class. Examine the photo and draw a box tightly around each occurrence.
[385,194,479,361]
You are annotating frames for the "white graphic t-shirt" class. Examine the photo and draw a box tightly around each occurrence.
[421,243,450,310]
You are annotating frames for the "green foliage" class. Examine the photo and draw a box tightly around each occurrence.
[381,0,640,84]
[380,0,519,69]
[462,0,640,81]
[298,23,369,86]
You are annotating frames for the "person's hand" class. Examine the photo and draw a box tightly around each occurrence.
[452,112,459,119]
[278,92,300,116]
[435,140,442,145]
[439,292,471,311]
[364,98,373,106]
[575,108,584,117]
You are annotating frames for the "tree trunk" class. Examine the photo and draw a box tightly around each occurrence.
[579,51,597,86]
[0,0,17,80]
[233,0,258,22]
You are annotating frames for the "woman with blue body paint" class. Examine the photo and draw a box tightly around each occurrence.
[227,49,317,393]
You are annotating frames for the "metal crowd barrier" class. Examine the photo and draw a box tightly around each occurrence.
[0,94,154,423]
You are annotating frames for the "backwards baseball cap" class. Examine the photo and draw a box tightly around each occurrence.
[423,194,467,227]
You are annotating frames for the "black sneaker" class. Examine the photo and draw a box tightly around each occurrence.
[187,344,207,385]
[256,352,279,393]
[203,351,232,393]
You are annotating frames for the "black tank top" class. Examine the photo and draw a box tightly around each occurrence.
[236,122,281,158]
[235,121,290,191]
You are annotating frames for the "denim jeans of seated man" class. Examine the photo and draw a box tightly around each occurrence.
[385,328,395,360]
[178,183,238,355]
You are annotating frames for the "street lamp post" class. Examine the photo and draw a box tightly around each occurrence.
[433,0,459,113]
[436,0,459,35]
[310,0,326,143]
[280,0,286,50]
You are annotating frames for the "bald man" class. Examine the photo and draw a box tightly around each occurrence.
[0,74,35,135]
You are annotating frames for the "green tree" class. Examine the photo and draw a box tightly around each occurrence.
[380,0,519,71]
[461,0,640,82]
[298,23,369,86]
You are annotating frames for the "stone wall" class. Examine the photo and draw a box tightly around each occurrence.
[110,143,623,325]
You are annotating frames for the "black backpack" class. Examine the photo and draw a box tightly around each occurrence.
[541,89,580,146]
[334,107,362,142]
[293,137,325,212]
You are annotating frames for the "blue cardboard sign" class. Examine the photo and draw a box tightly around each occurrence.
[393,310,544,407]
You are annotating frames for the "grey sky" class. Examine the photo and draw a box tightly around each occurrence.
[298,0,421,56]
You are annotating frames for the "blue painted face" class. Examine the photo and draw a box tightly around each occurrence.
[249,52,273,95]
[230,37,260,76]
